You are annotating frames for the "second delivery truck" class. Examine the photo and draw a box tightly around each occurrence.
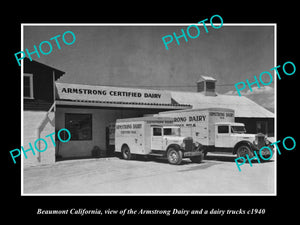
[156,108,274,160]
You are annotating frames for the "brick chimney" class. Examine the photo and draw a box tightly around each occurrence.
[196,75,217,96]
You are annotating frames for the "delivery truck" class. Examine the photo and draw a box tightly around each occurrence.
[156,108,273,160]
[115,117,204,165]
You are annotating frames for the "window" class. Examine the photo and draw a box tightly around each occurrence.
[153,127,162,136]
[231,126,246,134]
[65,113,92,140]
[206,81,215,91]
[163,127,180,136]
[197,81,204,92]
[218,125,229,134]
[256,121,267,134]
[24,73,34,99]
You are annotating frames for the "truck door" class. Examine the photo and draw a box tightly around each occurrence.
[215,125,232,148]
[151,127,163,150]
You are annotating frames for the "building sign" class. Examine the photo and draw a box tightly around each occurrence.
[56,83,172,104]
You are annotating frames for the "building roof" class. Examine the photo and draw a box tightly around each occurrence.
[159,107,234,114]
[24,58,65,81]
[170,91,274,118]
[197,75,217,83]
[56,99,191,110]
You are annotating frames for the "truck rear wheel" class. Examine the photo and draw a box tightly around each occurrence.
[121,145,132,160]
[236,145,253,162]
[167,147,183,165]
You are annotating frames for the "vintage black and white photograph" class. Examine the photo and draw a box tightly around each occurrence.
[21,23,276,195]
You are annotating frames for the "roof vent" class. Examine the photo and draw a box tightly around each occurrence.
[196,75,217,96]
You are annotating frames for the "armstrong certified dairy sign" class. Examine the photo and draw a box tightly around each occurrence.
[56,83,172,104]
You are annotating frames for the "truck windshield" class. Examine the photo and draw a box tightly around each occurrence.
[231,126,246,134]
[163,127,181,136]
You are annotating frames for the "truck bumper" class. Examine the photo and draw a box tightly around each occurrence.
[252,143,274,159]
[183,151,203,157]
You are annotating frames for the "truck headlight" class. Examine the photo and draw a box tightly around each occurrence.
[180,142,185,149]
[253,140,258,146]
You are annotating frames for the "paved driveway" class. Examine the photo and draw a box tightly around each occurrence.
[23,154,275,195]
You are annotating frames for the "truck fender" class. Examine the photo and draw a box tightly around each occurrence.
[166,144,181,155]
[121,143,130,152]
[233,141,255,155]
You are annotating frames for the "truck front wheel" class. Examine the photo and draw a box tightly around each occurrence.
[236,145,253,162]
[121,145,132,160]
[167,147,183,165]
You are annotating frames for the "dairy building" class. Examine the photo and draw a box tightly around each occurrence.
[23,59,274,167]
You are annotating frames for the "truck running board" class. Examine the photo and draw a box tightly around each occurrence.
[149,153,164,157]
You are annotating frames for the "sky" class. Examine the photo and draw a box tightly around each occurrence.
[23,24,275,111]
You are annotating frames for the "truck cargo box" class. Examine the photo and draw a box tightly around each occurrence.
[157,108,234,146]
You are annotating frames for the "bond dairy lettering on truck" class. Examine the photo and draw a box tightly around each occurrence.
[173,112,230,123]
[189,115,206,122]
[174,117,187,122]
[174,115,206,122]
[14,31,76,66]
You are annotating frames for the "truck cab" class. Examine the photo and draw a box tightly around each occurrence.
[151,125,203,164]
[214,122,273,159]
[151,126,182,150]
[215,122,251,148]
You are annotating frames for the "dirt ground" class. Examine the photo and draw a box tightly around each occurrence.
[23,153,275,195]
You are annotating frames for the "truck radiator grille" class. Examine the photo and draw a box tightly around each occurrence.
[256,134,265,149]
[184,138,194,152]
